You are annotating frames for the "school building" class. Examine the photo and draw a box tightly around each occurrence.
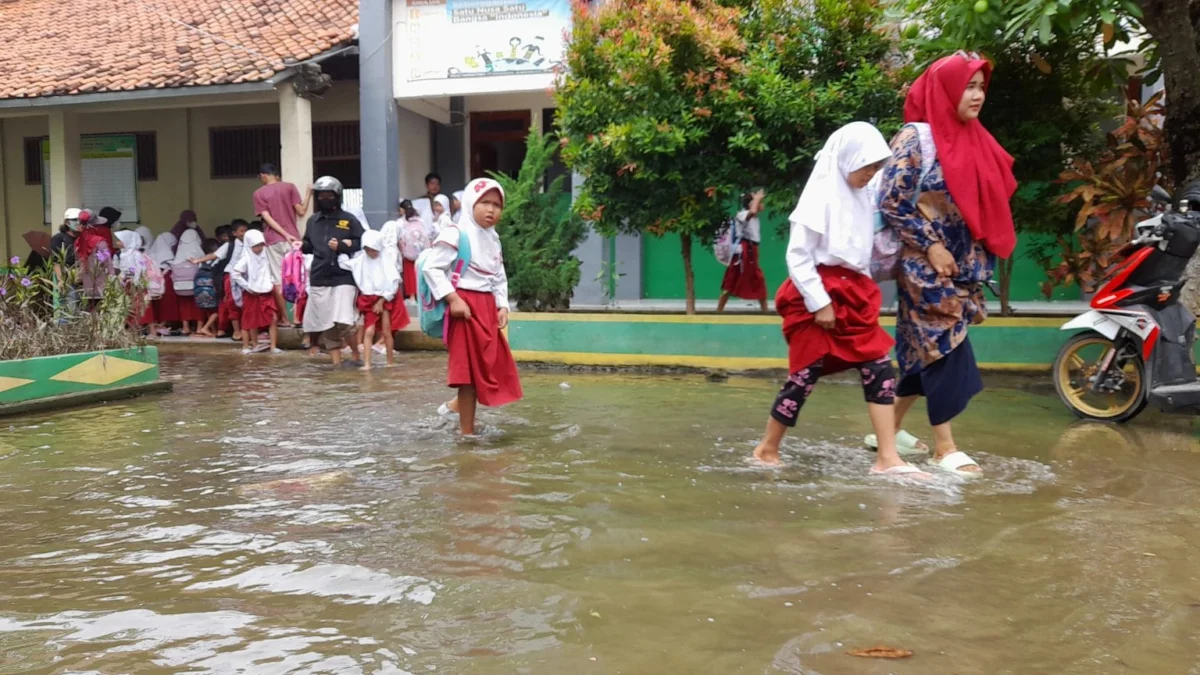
[0,0,1089,308]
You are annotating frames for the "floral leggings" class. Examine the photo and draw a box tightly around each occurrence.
[770,356,897,427]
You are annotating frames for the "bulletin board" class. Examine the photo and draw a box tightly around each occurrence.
[42,135,140,224]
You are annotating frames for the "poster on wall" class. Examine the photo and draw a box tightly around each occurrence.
[42,135,140,224]
[405,0,569,81]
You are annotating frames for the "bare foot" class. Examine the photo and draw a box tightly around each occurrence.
[307,347,321,357]
[753,443,781,466]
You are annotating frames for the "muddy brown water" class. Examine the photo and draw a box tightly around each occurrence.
[1,351,1199,674]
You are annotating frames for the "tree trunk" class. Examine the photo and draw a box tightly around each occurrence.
[1140,0,1200,312]
[681,235,696,315]
[1139,0,1200,186]
[998,256,1014,316]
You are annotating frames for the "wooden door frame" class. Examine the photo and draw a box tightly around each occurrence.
[470,110,532,177]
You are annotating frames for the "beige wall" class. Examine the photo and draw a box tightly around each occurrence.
[0,81,361,260]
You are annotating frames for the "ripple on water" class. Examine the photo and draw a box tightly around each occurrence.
[186,563,441,606]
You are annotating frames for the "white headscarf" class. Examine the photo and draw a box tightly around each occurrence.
[115,230,143,275]
[171,229,205,269]
[451,190,464,223]
[379,218,402,274]
[147,232,177,270]
[134,227,153,251]
[788,122,892,265]
[457,177,504,276]
[342,229,401,299]
[236,229,274,294]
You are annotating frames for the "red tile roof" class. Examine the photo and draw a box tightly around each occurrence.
[0,0,358,100]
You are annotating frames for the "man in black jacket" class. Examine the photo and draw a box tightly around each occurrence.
[300,175,363,365]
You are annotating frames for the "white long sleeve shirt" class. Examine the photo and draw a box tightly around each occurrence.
[421,229,510,309]
[735,209,761,244]
[786,222,872,313]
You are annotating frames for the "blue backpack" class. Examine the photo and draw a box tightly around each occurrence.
[416,227,472,340]
[193,265,218,310]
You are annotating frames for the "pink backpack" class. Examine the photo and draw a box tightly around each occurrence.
[142,254,165,299]
[281,247,307,303]
[400,217,431,262]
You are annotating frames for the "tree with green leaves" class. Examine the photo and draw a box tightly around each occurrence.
[491,130,588,312]
[556,0,904,313]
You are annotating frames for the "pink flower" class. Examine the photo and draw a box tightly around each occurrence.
[9,256,19,265]
[0,286,6,296]
[20,277,32,287]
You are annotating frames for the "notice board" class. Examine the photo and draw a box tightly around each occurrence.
[42,135,140,224]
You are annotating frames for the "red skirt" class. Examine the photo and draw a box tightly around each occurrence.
[356,294,412,332]
[154,272,181,324]
[177,295,205,323]
[446,289,523,407]
[241,290,278,332]
[295,292,308,325]
[402,259,417,299]
[218,276,241,328]
[776,265,894,374]
[136,298,155,326]
[721,241,767,300]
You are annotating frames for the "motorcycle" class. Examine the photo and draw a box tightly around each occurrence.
[1054,182,1200,422]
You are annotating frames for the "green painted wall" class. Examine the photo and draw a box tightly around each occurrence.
[639,212,1077,302]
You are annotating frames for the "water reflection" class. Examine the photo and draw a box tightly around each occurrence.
[0,354,1199,673]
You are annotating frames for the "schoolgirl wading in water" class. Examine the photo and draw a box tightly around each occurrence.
[753,122,929,479]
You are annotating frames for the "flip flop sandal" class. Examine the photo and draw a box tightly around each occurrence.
[869,464,931,479]
[930,451,982,479]
[864,430,928,456]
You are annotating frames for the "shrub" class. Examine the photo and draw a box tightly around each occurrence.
[491,130,588,311]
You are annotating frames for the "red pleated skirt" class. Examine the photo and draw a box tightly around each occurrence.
[177,295,205,323]
[218,276,241,328]
[294,292,308,325]
[776,265,894,374]
[402,259,417,299]
[357,294,411,332]
[446,289,522,407]
[721,241,767,300]
[154,272,181,324]
[241,290,278,332]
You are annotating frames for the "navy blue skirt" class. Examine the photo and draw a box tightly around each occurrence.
[896,336,983,426]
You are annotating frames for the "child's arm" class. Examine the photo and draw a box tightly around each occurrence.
[785,221,830,313]
[229,256,250,290]
[494,258,509,311]
[337,253,354,272]
[421,232,459,301]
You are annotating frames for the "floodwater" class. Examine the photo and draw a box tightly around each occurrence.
[1,352,1199,675]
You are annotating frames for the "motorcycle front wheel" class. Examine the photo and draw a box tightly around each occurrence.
[1053,330,1148,423]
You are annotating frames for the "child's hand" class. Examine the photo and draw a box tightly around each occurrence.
[497,307,509,329]
[814,303,836,330]
[373,299,384,314]
[449,295,472,320]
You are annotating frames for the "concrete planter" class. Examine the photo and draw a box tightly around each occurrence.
[0,347,170,417]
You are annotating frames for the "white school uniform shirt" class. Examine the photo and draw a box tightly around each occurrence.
[421,178,509,309]
[213,239,245,271]
[786,122,893,312]
[735,210,761,244]
[229,230,274,294]
[338,230,400,301]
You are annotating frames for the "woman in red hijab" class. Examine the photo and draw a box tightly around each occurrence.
[872,52,1017,478]
[74,207,118,303]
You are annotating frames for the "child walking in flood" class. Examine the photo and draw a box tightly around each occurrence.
[752,122,928,479]
[230,229,281,354]
[339,230,409,370]
[421,177,523,435]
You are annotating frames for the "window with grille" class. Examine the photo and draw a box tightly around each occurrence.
[210,126,281,179]
[209,122,360,179]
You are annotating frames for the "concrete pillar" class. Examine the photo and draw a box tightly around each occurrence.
[433,97,466,190]
[359,0,400,229]
[278,84,314,232]
[48,110,82,228]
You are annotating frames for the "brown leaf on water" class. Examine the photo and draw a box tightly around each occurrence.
[846,646,913,659]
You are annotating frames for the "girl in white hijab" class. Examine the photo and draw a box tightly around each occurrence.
[147,231,180,335]
[421,177,522,435]
[134,226,154,252]
[170,228,206,334]
[114,230,158,331]
[451,191,464,223]
[230,229,281,354]
[431,194,453,237]
[114,230,143,277]
[750,122,928,480]
[339,229,407,369]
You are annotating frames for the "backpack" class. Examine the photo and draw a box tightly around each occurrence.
[713,216,741,267]
[281,247,307,303]
[144,254,165,299]
[400,217,431,262]
[210,242,236,302]
[172,261,197,296]
[193,265,218,309]
[416,227,472,341]
[871,123,937,282]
